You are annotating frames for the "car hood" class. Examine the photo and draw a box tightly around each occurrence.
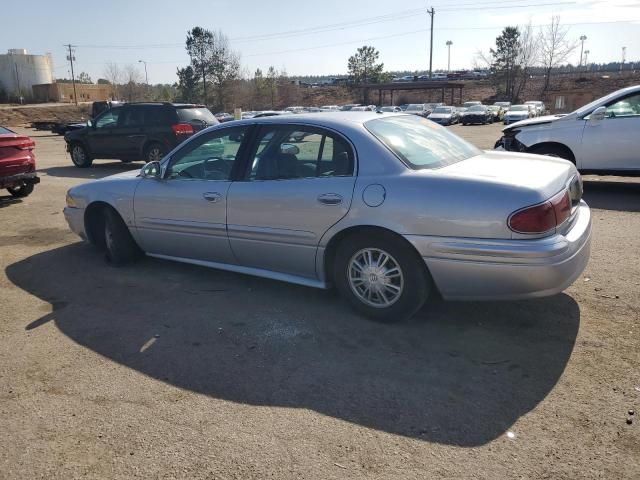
[440,150,576,200]
[503,113,574,129]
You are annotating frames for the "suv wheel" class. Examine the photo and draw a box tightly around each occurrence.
[334,232,431,323]
[70,143,93,168]
[7,182,34,198]
[144,143,166,163]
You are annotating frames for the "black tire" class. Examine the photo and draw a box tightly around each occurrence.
[144,143,166,163]
[529,144,573,162]
[103,208,142,266]
[334,231,431,323]
[7,182,34,198]
[70,143,93,168]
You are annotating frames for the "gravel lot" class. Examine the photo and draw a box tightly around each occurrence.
[1,124,638,479]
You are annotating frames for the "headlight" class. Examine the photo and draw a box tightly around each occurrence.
[66,192,79,208]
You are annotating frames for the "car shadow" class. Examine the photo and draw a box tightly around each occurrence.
[39,162,142,180]
[0,195,22,208]
[6,243,580,446]
[582,180,640,213]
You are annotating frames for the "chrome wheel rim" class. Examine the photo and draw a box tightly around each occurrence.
[348,248,404,308]
[72,146,85,164]
[148,147,163,162]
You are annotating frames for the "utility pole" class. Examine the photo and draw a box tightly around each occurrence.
[446,40,453,72]
[65,44,78,105]
[428,7,435,78]
[579,35,587,67]
[139,60,148,99]
[583,50,590,71]
[621,46,626,72]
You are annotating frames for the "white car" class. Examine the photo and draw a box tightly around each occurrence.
[496,85,640,174]
[524,101,546,117]
[503,105,535,125]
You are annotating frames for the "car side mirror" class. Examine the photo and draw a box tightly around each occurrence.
[589,106,606,122]
[140,161,161,179]
[280,143,300,155]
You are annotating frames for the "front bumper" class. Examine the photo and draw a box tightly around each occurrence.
[63,207,87,241]
[405,201,592,300]
[0,171,40,189]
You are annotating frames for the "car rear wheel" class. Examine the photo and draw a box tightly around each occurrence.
[70,143,93,168]
[7,182,34,198]
[103,208,142,266]
[334,232,430,323]
[144,143,166,163]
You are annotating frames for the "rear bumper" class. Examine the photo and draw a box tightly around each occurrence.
[405,201,592,300]
[0,171,40,189]
[63,207,87,241]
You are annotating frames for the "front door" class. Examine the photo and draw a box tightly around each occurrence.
[133,125,251,263]
[85,107,122,158]
[227,125,357,279]
[579,92,640,171]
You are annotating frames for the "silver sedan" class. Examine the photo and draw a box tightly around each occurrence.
[64,113,591,322]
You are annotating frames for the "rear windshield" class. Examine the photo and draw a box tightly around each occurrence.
[176,107,217,124]
[0,126,14,134]
[510,105,528,111]
[365,115,481,170]
[433,107,452,113]
[469,105,486,111]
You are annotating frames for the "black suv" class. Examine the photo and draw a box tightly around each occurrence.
[65,102,218,168]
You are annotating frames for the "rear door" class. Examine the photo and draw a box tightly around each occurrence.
[227,124,357,279]
[113,105,145,158]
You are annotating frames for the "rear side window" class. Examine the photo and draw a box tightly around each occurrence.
[144,106,176,126]
[365,115,480,169]
[247,126,354,180]
[176,107,217,125]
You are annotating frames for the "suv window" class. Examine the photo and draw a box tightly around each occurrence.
[176,107,217,125]
[166,126,248,181]
[95,108,121,129]
[120,107,144,127]
[143,106,176,126]
[247,126,354,180]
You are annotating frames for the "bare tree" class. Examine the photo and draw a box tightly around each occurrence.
[540,16,578,93]
[103,62,122,99]
[513,22,540,101]
[208,30,241,111]
[122,64,142,102]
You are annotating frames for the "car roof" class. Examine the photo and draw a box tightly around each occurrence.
[220,111,405,130]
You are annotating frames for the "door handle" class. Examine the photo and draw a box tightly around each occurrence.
[203,192,222,203]
[317,193,343,205]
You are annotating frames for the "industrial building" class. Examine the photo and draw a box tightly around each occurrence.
[32,83,114,103]
[0,49,53,100]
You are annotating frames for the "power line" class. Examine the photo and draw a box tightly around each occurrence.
[75,0,577,50]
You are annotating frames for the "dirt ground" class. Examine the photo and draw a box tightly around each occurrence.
[1,123,638,479]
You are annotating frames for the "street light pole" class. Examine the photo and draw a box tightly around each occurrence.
[138,60,148,100]
[579,35,587,67]
[446,40,453,72]
[427,7,435,78]
[583,50,590,71]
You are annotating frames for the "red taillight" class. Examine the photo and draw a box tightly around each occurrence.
[171,123,194,135]
[509,190,571,234]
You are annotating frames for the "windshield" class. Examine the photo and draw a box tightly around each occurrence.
[380,106,396,112]
[464,102,480,107]
[510,105,528,111]
[405,104,423,111]
[365,115,481,170]
[177,107,216,124]
[495,102,509,106]
[433,107,452,113]
[469,105,485,111]
[487,106,498,111]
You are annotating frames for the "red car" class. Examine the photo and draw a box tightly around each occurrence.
[0,127,39,198]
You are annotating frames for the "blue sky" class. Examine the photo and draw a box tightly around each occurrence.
[3,0,640,84]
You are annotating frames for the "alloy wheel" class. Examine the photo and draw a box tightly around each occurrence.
[347,248,404,308]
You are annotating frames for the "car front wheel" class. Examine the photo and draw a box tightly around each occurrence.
[334,232,430,322]
[7,182,34,198]
[103,208,142,266]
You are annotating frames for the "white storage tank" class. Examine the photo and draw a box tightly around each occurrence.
[0,49,54,99]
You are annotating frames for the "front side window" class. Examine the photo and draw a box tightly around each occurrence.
[166,127,248,181]
[606,93,640,118]
[247,126,354,180]
[365,115,481,170]
[95,108,121,129]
